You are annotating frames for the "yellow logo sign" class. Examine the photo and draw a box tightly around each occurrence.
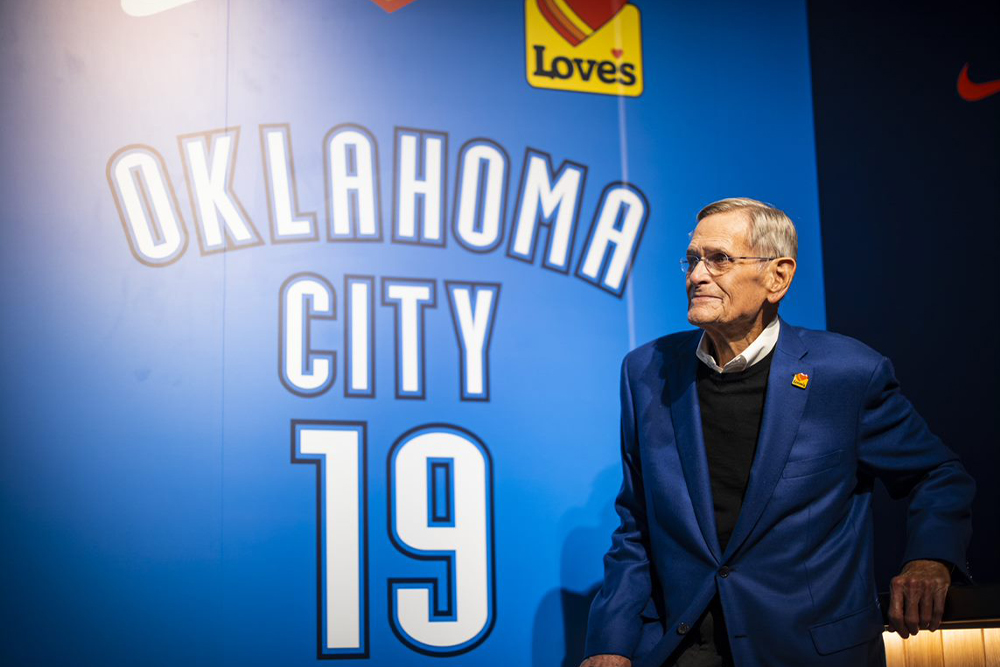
[791,373,810,389]
[525,0,644,97]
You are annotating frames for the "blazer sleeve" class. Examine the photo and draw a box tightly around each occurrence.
[583,356,656,659]
[856,356,976,579]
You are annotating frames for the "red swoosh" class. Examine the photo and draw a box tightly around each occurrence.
[957,63,1000,101]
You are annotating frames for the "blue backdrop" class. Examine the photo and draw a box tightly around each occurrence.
[0,1,825,664]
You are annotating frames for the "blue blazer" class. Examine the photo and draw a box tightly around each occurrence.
[584,321,974,667]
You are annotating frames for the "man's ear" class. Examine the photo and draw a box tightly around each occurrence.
[766,257,796,304]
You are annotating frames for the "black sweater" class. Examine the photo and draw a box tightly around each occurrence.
[696,349,775,553]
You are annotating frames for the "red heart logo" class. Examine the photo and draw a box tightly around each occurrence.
[536,0,629,46]
[611,48,623,59]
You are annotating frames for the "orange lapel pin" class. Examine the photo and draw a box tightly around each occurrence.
[791,372,810,389]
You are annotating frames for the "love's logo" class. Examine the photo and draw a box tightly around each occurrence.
[525,0,644,97]
[538,0,628,45]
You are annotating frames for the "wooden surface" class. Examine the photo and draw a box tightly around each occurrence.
[906,630,944,667]
[943,629,987,667]
[883,629,1000,667]
[984,629,1000,666]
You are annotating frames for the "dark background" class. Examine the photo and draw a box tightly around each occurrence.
[808,0,999,588]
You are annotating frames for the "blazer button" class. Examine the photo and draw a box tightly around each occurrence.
[677,622,690,635]
[719,566,731,578]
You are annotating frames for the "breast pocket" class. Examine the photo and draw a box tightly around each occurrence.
[782,449,844,479]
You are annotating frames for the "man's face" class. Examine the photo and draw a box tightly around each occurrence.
[686,210,771,332]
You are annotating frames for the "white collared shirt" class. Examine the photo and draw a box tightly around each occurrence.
[696,317,781,373]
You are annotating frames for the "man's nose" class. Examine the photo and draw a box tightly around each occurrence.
[688,257,713,283]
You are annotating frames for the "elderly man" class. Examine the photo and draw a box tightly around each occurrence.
[581,198,974,667]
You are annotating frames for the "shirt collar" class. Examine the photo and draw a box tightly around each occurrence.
[696,317,781,374]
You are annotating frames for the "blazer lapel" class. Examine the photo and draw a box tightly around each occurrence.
[666,334,723,563]
[722,321,811,562]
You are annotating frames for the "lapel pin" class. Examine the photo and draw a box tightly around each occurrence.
[792,372,810,389]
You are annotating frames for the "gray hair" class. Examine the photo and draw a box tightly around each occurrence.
[697,197,798,260]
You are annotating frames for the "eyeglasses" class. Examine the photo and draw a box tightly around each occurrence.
[680,252,777,275]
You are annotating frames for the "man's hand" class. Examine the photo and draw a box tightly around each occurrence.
[579,655,631,667]
[887,559,951,638]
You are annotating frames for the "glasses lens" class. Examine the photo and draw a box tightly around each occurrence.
[705,253,731,274]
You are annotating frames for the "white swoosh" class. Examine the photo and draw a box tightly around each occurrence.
[121,0,199,17]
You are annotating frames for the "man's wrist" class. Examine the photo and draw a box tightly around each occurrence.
[903,558,954,576]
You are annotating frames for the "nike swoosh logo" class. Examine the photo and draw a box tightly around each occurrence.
[957,63,1000,101]
[121,0,199,17]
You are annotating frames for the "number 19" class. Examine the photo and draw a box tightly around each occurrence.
[292,421,496,659]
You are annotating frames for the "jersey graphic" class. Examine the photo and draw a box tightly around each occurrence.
[1,2,826,664]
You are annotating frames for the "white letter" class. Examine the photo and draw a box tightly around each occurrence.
[261,124,316,242]
[345,275,374,397]
[509,150,585,271]
[382,279,436,398]
[445,282,500,401]
[280,274,335,396]
[577,184,648,296]
[395,129,446,245]
[325,125,381,240]
[453,141,508,252]
[107,146,187,266]
[180,128,262,253]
